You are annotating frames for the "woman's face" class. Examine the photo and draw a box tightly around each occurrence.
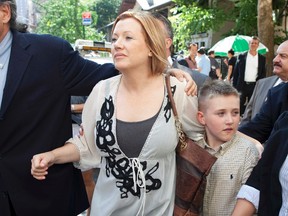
[111,17,151,73]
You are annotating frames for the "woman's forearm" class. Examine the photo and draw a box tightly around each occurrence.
[52,143,80,164]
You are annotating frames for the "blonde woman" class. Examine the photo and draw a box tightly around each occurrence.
[31,11,203,215]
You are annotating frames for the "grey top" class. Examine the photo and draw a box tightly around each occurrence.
[116,112,158,158]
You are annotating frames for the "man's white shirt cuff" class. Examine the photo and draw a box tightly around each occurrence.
[237,185,260,210]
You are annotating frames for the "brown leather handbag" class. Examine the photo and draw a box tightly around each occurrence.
[165,75,217,216]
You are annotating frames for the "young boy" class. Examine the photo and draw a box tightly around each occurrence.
[196,80,259,216]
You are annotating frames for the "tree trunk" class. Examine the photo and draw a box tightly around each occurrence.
[258,0,274,77]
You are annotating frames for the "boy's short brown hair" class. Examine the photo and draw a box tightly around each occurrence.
[198,80,239,111]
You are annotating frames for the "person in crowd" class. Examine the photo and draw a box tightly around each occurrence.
[232,111,288,216]
[196,80,259,216]
[71,96,88,136]
[178,43,198,70]
[196,47,211,76]
[152,12,209,89]
[151,12,175,66]
[31,10,204,215]
[233,36,266,115]
[0,1,195,215]
[224,48,237,82]
[208,50,221,80]
[240,75,283,126]
[239,40,288,144]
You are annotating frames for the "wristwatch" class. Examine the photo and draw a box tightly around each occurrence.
[71,104,75,111]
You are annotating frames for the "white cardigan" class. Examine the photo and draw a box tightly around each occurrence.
[69,74,204,216]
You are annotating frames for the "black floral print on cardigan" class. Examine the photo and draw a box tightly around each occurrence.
[96,96,162,199]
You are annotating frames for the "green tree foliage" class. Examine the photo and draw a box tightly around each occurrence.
[171,1,226,50]
[34,0,104,43]
[171,0,259,49]
[229,0,258,36]
[95,0,122,29]
[273,0,288,25]
[273,0,288,44]
[171,0,286,49]
[231,0,288,43]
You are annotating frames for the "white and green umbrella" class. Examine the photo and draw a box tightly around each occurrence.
[209,35,269,57]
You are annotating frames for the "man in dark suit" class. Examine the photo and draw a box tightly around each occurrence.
[153,12,209,90]
[0,2,195,215]
[233,111,288,215]
[233,36,266,115]
[0,1,117,215]
[240,75,281,126]
[239,40,288,144]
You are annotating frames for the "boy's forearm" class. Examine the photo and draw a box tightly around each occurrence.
[232,199,256,216]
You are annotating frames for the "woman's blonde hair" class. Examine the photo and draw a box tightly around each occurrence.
[112,10,169,75]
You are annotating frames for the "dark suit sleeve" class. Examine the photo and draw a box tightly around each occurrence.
[59,39,118,96]
[239,88,274,143]
[257,55,266,80]
[245,112,288,212]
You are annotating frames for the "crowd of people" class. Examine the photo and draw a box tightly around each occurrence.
[1,0,288,215]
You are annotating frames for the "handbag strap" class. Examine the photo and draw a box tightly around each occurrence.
[165,74,178,118]
[165,74,187,147]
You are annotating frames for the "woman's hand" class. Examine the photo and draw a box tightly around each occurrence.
[31,152,55,180]
[167,68,197,96]
[31,143,80,180]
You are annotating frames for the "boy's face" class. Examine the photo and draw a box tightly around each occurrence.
[197,95,240,147]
